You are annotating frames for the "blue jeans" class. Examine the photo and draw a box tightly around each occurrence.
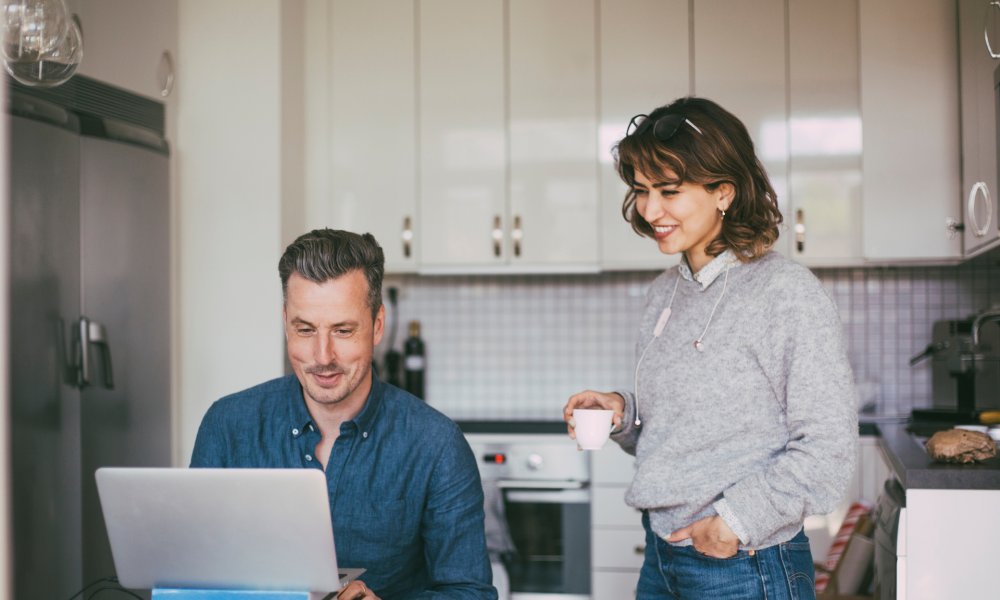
[636,512,816,599]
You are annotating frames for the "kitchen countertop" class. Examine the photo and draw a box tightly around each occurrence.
[875,422,1000,490]
[457,420,1000,489]
[457,420,568,434]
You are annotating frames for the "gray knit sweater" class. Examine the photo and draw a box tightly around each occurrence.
[612,250,858,550]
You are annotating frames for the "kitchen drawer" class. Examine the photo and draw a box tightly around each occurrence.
[592,569,640,599]
[592,486,642,527]
[590,445,636,485]
[592,528,647,570]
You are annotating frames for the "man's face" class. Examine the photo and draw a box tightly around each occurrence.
[283,270,384,410]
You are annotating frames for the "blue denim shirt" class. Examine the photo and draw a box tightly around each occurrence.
[190,374,496,600]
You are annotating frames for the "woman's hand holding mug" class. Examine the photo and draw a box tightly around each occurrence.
[563,390,625,441]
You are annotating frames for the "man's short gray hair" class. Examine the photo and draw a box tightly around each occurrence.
[278,229,385,320]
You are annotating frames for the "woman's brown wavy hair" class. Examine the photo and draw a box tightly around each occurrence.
[614,96,782,261]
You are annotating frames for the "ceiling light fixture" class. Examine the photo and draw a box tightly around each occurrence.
[1,0,82,88]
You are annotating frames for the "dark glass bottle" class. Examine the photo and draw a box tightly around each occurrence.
[404,320,426,400]
[383,349,403,388]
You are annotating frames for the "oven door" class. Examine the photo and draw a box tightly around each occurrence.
[499,481,591,599]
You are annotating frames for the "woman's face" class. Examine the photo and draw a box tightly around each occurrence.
[633,169,731,272]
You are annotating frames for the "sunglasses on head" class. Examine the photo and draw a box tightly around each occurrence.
[625,113,703,140]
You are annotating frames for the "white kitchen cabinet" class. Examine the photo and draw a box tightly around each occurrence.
[859,0,962,262]
[593,486,642,528]
[590,440,637,485]
[325,0,599,273]
[694,0,789,256]
[593,529,646,570]
[598,0,688,271]
[859,435,892,505]
[959,0,1000,257]
[327,0,418,272]
[903,488,1000,599]
[70,0,177,101]
[421,0,605,272]
[591,446,644,596]
[505,0,600,270]
[787,0,864,265]
[418,0,506,268]
[593,570,639,600]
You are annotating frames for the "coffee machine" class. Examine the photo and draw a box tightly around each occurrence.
[910,309,1000,422]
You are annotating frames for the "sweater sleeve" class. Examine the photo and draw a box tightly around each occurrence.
[713,280,858,548]
[610,389,639,455]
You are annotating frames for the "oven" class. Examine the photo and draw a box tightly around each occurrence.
[465,431,591,600]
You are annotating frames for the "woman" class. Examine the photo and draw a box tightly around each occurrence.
[563,97,857,599]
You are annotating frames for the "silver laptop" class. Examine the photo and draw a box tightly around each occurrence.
[95,467,363,596]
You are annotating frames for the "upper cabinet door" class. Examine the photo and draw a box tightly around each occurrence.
[693,0,789,256]
[788,0,863,265]
[598,0,689,271]
[508,0,599,268]
[72,0,177,100]
[418,0,506,268]
[859,0,961,261]
[328,0,418,272]
[959,0,1000,257]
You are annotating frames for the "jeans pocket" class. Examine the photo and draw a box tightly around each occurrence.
[780,540,816,600]
[675,544,749,563]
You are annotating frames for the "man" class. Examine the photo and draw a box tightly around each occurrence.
[191,229,496,600]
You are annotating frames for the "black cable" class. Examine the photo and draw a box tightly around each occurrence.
[84,585,144,600]
[65,576,120,600]
[385,286,400,349]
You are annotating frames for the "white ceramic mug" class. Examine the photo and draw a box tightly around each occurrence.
[573,408,614,450]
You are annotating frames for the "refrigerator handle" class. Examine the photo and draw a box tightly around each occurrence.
[78,316,114,389]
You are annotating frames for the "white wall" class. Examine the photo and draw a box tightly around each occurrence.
[0,71,13,600]
[176,0,292,465]
[281,1,307,248]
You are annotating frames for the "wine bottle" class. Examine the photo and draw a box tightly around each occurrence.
[404,320,426,400]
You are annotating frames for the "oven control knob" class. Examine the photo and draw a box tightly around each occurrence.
[526,453,543,470]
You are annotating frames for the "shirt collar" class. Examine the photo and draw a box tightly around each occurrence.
[288,373,385,435]
[678,249,740,290]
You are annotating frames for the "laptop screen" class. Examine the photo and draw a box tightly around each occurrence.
[95,467,361,593]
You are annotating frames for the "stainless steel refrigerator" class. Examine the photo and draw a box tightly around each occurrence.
[7,77,171,599]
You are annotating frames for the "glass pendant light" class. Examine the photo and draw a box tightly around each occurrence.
[1,0,82,87]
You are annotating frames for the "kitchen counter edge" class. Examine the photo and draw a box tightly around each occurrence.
[873,422,1000,490]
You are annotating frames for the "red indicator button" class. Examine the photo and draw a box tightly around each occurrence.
[483,453,506,464]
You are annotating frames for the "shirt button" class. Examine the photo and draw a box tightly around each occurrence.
[305,454,313,462]
[291,428,300,437]
[362,431,369,439]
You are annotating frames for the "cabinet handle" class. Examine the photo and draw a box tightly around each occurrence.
[78,316,114,389]
[402,216,413,258]
[967,182,993,237]
[986,2,1000,59]
[634,545,646,555]
[158,50,175,98]
[794,209,806,253]
[492,215,503,257]
[512,215,523,258]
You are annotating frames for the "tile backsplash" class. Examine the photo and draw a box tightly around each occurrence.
[379,252,1000,421]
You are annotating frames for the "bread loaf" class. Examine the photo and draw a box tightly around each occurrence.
[925,429,998,464]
